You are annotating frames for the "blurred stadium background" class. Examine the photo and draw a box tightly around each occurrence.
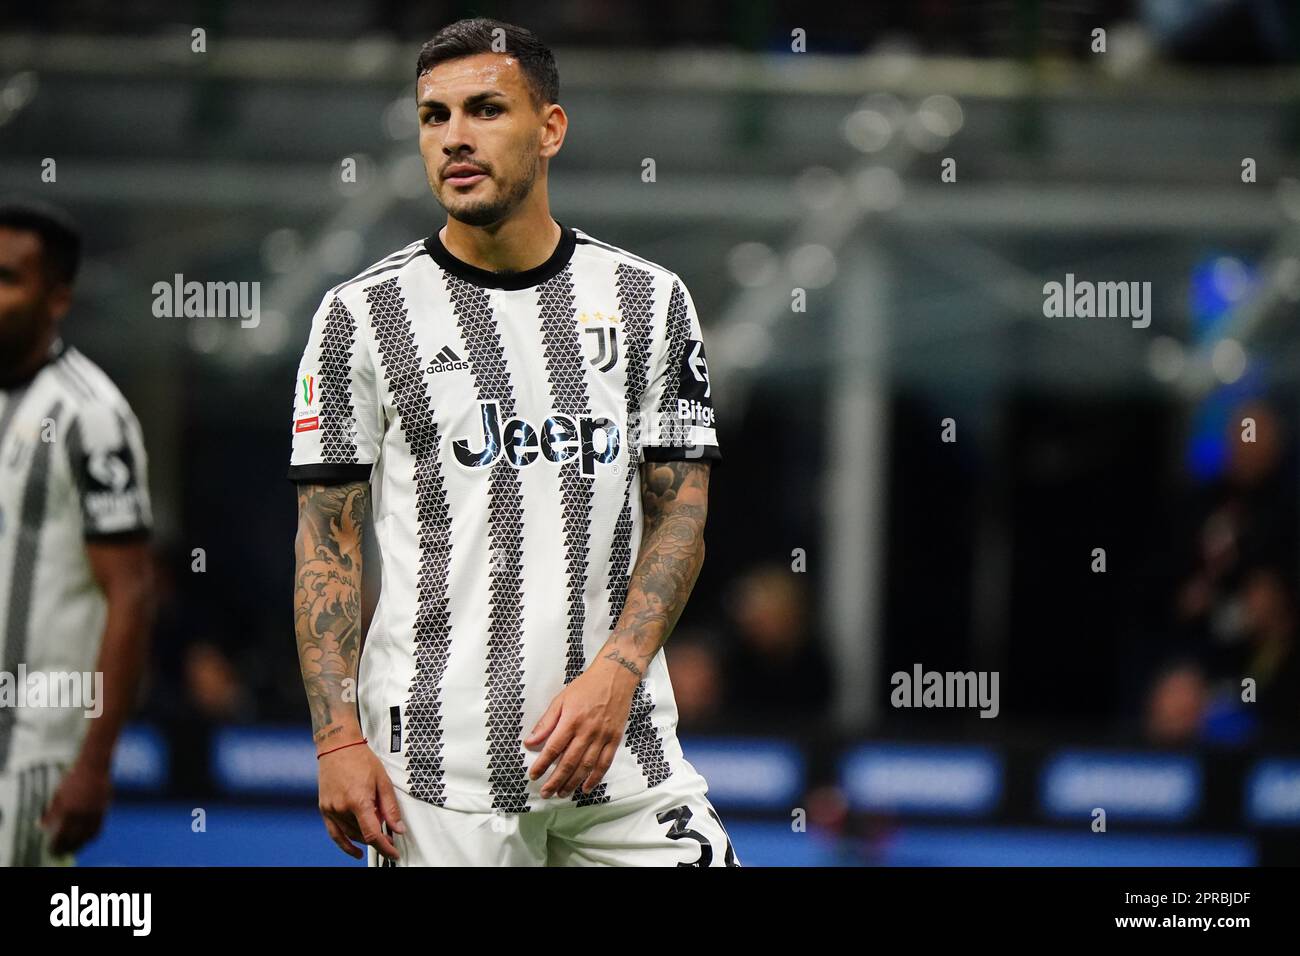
[4,0,1300,865]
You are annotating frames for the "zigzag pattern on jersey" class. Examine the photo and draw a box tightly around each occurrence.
[656,281,692,449]
[318,296,360,463]
[446,275,532,814]
[536,267,612,808]
[607,263,672,790]
[366,277,455,806]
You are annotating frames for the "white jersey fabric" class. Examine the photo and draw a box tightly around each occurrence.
[369,763,742,866]
[0,341,152,774]
[288,223,721,813]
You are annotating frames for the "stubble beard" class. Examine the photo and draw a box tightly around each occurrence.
[435,149,540,228]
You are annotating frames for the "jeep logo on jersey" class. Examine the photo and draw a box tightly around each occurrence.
[449,401,620,476]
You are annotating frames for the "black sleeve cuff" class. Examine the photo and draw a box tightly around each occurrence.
[640,444,722,463]
[84,527,152,544]
[287,462,373,484]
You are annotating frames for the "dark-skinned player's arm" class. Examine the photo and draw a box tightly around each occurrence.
[525,458,710,798]
[42,537,153,855]
[294,480,404,860]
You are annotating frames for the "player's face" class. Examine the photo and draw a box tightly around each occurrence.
[0,227,66,377]
[416,53,546,227]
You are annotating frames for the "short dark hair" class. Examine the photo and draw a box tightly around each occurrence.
[416,18,558,109]
[0,199,82,286]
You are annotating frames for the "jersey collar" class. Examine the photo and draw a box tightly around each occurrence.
[424,221,576,291]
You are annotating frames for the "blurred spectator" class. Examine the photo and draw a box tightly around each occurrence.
[1146,663,1208,742]
[1237,567,1300,734]
[1148,564,1300,742]
[1177,400,1297,605]
[665,627,726,731]
[1145,399,1300,743]
[185,642,252,722]
[140,545,250,716]
[719,564,832,730]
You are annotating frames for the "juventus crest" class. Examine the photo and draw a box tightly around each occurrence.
[579,312,620,372]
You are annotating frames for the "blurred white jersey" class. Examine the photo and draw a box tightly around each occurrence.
[288,224,721,813]
[0,341,152,774]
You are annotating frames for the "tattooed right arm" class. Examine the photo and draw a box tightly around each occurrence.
[294,480,368,751]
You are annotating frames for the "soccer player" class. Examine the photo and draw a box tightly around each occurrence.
[289,18,738,866]
[0,201,154,866]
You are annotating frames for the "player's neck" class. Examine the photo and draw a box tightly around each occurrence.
[0,329,60,388]
[440,205,561,276]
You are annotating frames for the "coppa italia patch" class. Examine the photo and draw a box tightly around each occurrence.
[295,373,320,431]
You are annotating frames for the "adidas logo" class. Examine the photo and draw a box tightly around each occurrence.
[426,345,470,374]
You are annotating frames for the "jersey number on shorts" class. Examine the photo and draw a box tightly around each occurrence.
[656,804,739,867]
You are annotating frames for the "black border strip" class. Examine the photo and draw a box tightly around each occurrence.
[641,444,722,463]
[286,462,373,483]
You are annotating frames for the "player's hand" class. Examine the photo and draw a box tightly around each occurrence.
[318,741,405,861]
[524,655,638,798]
[40,758,111,856]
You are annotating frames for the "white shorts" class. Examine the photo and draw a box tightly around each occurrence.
[368,770,742,867]
[0,762,73,867]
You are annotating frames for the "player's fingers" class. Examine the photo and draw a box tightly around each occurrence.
[356,802,400,861]
[582,740,620,794]
[375,773,406,835]
[323,815,364,859]
[51,812,100,856]
[329,808,365,844]
[566,738,606,798]
[47,819,74,856]
[39,792,62,828]
[529,716,575,783]
[524,694,564,749]
[543,733,594,798]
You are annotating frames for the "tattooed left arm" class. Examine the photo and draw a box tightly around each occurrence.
[599,459,711,682]
[525,459,710,798]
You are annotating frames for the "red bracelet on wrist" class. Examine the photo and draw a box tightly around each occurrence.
[317,737,368,759]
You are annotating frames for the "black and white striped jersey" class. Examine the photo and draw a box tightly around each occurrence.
[0,341,152,774]
[288,223,720,813]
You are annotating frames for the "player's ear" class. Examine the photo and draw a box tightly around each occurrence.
[540,103,567,160]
